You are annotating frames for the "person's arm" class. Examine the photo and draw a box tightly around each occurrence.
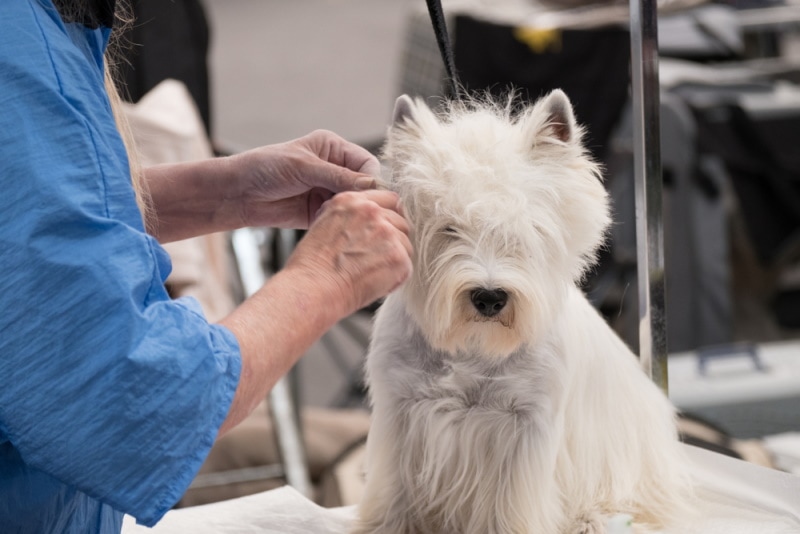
[145,130,380,243]
[217,189,412,435]
[143,155,241,242]
[144,129,415,435]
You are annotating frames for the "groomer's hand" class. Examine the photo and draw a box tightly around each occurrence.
[283,189,413,316]
[144,129,380,243]
[231,129,381,229]
[217,189,411,435]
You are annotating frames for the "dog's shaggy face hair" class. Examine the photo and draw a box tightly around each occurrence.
[355,92,693,534]
[383,91,610,358]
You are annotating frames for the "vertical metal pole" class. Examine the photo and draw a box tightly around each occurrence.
[629,0,669,393]
[230,228,314,499]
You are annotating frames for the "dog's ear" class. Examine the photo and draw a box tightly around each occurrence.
[534,89,578,145]
[384,95,418,188]
[392,94,416,127]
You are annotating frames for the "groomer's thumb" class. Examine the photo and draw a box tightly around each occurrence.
[317,162,378,193]
[352,173,378,191]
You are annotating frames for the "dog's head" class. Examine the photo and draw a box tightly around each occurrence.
[382,91,610,358]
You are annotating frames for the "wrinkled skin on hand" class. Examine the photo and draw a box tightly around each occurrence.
[232,129,382,230]
[285,189,413,316]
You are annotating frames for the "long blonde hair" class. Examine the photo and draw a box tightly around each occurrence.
[104,67,152,222]
[54,0,152,222]
[104,2,153,223]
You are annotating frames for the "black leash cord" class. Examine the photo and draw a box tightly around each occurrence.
[424,0,460,98]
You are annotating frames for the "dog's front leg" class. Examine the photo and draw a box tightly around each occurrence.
[352,469,417,534]
[568,512,609,534]
[352,412,419,534]
[352,493,418,534]
[569,511,667,534]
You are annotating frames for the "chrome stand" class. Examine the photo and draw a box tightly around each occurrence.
[629,0,669,393]
[229,227,314,499]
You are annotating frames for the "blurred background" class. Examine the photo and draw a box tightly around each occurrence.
[204,0,410,151]
[117,0,800,511]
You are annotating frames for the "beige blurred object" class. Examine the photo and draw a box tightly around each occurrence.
[677,416,777,469]
[120,79,236,322]
[179,402,371,507]
[317,434,367,508]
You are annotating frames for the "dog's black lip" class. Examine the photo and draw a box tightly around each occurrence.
[472,316,513,328]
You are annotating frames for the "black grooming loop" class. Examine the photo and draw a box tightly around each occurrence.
[424,0,462,98]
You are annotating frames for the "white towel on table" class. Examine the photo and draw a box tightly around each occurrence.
[123,444,800,533]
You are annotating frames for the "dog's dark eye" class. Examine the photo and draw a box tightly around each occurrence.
[441,226,457,236]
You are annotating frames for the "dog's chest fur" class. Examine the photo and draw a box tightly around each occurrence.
[407,344,557,427]
[373,297,561,425]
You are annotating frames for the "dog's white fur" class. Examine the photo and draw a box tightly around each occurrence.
[354,91,693,534]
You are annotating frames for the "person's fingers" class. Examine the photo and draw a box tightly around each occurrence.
[349,151,381,178]
[302,130,381,191]
[314,190,402,220]
[310,191,411,259]
[339,191,412,256]
[357,189,403,213]
[290,189,414,313]
[307,129,380,174]
[382,207,411,240]
[306,188,335,226]
[297,161,375,197]
[395,225,413,259]
[335,138,381,178]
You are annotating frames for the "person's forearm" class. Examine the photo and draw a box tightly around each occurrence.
[216,266,345,436]
[144,158,244,243]
[212,187,411,436]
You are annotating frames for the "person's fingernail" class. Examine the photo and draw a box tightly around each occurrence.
[355,176,376,190]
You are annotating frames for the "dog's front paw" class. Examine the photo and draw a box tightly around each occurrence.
[349,523,402,534]
[570,513,608,534]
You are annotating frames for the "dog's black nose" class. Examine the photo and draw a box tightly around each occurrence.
[470,289,508,317]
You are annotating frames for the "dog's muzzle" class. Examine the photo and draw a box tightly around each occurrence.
[470,288,508,317]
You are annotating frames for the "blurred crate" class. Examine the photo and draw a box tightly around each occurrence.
[669,340,800,438]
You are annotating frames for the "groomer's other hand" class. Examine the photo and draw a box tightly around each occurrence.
[231,129,381,229]
[284,190,413,316]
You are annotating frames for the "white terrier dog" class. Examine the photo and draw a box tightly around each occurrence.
[353,91,693,534]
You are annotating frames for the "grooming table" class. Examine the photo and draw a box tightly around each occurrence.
[122,444,799,533]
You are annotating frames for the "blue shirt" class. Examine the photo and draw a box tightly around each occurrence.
[0,1,241,532]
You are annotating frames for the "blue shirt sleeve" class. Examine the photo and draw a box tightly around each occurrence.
[0,2,241,527]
